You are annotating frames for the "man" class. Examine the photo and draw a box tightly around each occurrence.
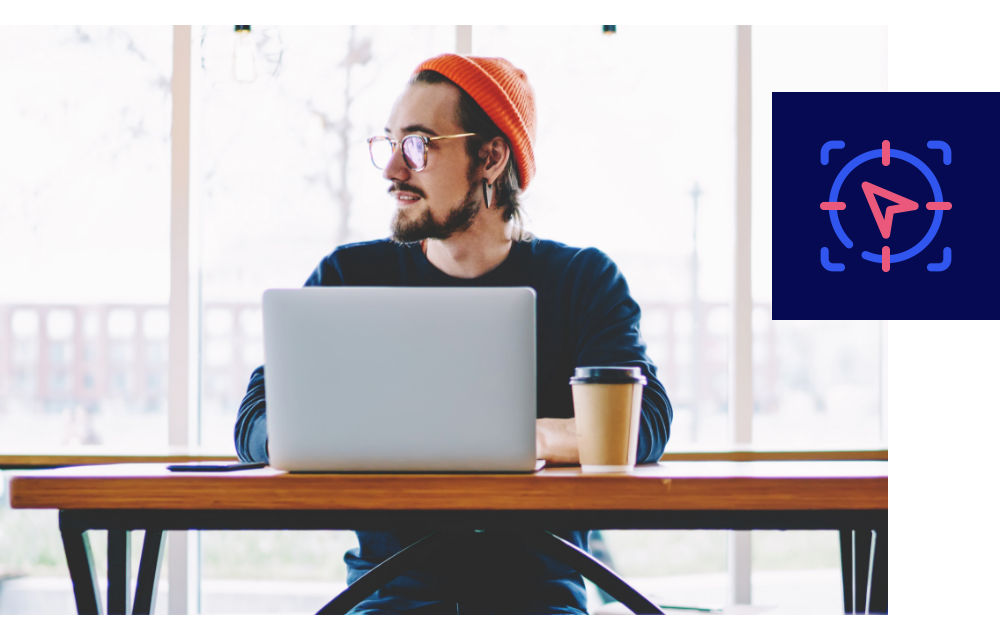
[235,53,672,614]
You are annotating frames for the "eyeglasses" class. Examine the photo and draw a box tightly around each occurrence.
[367,132,477,172]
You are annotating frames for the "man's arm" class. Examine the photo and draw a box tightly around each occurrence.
[564,248,673,464]
[235,365,269,463]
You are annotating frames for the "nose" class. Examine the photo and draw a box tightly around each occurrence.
[382,141,411,182]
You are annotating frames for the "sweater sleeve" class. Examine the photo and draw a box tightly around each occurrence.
[569,249,672,464]
[233,254,346,463]
[235,365,269,462]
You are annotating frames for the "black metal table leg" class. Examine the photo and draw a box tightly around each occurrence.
[840,529,872,614]
[839,530,853,613]
[839,529,854,613]
[133,529,165,615]
[854,529,874,613]
[868,527,887,614]
[316,533,444,614]
[840,528,887,615]
[58,511,102,615]
[52,508,886,615]
[513,530,663,615]
[107,529,131,614]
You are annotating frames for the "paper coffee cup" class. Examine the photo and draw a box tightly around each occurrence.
[570,366,646,472]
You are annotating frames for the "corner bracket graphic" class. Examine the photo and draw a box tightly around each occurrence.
[927,246,952,272]
[821,246,845,272]
[926,140,952,165]
[820,140,846,166]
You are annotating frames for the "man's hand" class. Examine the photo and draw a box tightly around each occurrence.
[535,417,579,465]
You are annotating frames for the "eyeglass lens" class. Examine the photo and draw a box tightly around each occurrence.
[369,138,392,169]
[401,136,426,170]
[369,136,428,171]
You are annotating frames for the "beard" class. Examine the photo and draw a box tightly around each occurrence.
[389,180,481,244]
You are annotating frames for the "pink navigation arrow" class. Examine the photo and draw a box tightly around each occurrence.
[861,181,920,240]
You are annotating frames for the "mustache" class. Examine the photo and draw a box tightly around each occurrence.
[388,182,426,199]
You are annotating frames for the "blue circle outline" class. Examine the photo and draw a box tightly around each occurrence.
[827,148,944,263]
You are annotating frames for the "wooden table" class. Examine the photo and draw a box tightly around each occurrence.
[0,450,237,470]
[8,460,888,615]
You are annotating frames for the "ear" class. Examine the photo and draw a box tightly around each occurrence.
[479,137,511,183]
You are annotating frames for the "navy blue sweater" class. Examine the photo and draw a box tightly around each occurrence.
[234,237,672,613]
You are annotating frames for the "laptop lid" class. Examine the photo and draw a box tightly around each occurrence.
[262,287,537,472]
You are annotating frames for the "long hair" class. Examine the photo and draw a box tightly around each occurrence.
[411,70,530,240]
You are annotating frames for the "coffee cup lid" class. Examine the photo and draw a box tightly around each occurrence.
[570,366,647,385]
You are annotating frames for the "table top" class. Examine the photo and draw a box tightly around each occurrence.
[0,448,888,469]
[9,460,888,512]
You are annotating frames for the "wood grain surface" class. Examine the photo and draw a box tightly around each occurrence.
[9,460,888,512]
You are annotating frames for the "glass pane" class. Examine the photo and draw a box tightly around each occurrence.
[194,25,454,452]
[746,26,888,613]
[593,530,729,612]
[751,26,888,447]
[0,26,172,450]
[472,26,737,448]
[0,26,171,613]
[192,26,454,611]
[749,530,842,613]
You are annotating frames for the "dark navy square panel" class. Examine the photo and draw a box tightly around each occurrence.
[772,92,1000,320]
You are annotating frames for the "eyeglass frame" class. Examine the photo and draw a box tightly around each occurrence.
[366,132,477,172]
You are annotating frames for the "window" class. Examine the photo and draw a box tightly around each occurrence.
[751,26,888,447]
[193,25,455,451]
[746,25,888,613]
[0,26,173,612]
[189,26,455,610]
[0,26,172,449]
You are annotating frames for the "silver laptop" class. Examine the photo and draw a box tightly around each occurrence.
[262,287,537,472]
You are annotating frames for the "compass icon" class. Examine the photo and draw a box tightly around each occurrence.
[818,139,953,272]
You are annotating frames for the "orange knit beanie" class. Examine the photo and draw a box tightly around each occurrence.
[414,54,537,190]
